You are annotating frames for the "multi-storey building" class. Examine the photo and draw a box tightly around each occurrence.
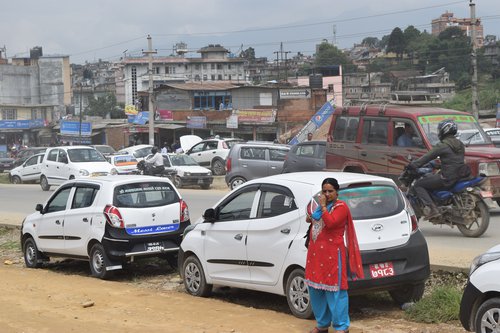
[121,44,247,108]
[432,11,484,47]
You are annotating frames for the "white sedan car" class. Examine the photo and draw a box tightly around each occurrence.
[106,154,138,175]
[9,153,45,184]
[179,172,430,318]
[21,176,190,279]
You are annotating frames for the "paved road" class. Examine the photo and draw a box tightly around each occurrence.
[1,183,498,269]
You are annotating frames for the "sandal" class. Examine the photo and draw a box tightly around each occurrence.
[309,327,329,333]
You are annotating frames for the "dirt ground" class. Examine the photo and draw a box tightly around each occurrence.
[0,226,467,333]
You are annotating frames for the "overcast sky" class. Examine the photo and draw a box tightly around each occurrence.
[1,0,499,64]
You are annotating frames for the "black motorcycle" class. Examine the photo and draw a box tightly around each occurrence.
[136,160,177,181]
[399,164,490,237]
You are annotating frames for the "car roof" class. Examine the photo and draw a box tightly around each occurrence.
[244,171,396,189]
[118,144,152,152]
[340,105,467,118]
[61,175,174,187]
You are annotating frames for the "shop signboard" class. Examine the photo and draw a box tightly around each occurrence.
[60,121,92,136]
[187,116,206,129]
[0,119,45,129]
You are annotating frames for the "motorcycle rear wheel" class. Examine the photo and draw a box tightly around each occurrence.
[457,200,489,237]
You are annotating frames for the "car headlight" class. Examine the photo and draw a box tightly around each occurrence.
[185,172,191,176]
[207,170,212,176]
[478,162,500,176]
[79,169,90,176]
[470,251,500,275]
[110,168,118,175]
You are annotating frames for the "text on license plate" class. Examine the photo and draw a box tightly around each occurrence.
[369,262,395,279]
[146,242,164,252]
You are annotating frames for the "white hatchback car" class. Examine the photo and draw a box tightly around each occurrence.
[460,244,500,333]
[21,176,190,278]
[9,153,45,184]
[117,144,153,161]
[164,153,213,189]
[179,172,430,318]
[40,146,117,191]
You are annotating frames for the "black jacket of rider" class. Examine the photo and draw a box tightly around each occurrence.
[409,135,466,186]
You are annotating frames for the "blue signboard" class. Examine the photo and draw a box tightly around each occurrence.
[187,116,207,129]
[288,99,336,145]
[0,119,45,129]
[131,112,150,125]
[60,121,92,136]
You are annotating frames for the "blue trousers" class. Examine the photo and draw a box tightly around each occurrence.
[309,287,350,331]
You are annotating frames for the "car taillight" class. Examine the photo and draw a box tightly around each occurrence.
[226,157,231,172]
[104,205,124,228]
[410,214,419,233]
[400,190,419,233]
[180,199,190,223]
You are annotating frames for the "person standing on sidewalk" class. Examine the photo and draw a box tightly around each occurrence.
[305,177,364,333]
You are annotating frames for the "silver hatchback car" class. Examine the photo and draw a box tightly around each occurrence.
[224,142,290,189]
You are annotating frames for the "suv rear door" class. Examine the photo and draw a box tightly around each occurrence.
[359,118,389,176]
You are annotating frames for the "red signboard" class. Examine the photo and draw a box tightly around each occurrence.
[236,109,276,124]
[155,110,173,121]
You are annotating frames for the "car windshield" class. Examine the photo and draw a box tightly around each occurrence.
[418,114,491,146]
[169,154,199,166]
[225,139,243,148]
[96,146,116,154]
[309,185,403,220]
[113,182,179,208]
[68,149,107,162]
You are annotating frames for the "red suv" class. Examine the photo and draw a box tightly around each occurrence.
[325,105,500,206]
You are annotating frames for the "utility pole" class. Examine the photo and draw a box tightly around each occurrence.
[284,51,291,82]
[274,50,280,82]
[79,83,83,144]
[143,35,157,145]
[470,0,479,119]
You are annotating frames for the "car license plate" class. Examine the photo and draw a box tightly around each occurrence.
[146,242,164,252]
[369,262,395,279]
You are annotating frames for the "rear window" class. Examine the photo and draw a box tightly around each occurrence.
[309,185,403,220]
[114,182,179,208]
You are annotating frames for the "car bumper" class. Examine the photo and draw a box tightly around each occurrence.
[349,230,430,292]
[180,175,213,186]
[102,221,190,262]
[459,280,482,331]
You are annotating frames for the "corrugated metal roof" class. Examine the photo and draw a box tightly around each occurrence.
[160,82,239,91]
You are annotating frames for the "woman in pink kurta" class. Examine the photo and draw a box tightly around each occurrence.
[305,177,363,333]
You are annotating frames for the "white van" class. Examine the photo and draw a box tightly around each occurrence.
[40,146,117,191]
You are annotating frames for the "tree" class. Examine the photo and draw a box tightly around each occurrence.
[85,93,125,119]
[387,27,406,60]
[239,47,255,61]
[314,42,353,69]
[403,25,421,56]
[361,37,380,48]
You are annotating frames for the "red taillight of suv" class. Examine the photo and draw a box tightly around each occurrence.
[180,199,190,223]
[104,205,124,228]
[226,157,232,172]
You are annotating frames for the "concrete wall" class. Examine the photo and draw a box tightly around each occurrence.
[0,64,37,104]
[231,87,278,109]
[156,89,191,110]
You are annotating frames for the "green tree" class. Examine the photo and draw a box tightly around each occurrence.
[361,37,380,48]
[314,42,354,71]
[85,93,125,119]
[240,47,255,60]
[387,27,406,59]
[403,25,421,57]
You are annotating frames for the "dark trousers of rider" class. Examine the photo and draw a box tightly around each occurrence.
[150,166,164,176]
[413,174,451,207]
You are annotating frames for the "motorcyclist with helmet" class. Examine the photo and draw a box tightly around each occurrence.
[145,146,165,176]
[408,119,469,220]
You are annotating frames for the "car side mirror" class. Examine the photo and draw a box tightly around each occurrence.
[35,204,44,214]
[203,208,216,223]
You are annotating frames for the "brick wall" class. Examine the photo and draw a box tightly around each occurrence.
[105,126,128,150]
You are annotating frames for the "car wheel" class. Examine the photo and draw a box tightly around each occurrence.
[11,176,22,184]
[174,176,183,188]
[474,297,500,333]
[211,158,225,176]
[285,268,313,319]
[457,200,490,238]
[182,255,212,297]
[389,283,425,305]
[230,177,246,190]
[23,237,43,268]
[40,176,50,191]
[89,243,112,279]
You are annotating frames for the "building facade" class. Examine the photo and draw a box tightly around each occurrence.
[432,11,484,47]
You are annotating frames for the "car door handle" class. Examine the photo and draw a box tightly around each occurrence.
[361,152,367,157]
[281,228,291,234]
[82,218,89,223]
[271,166,277,169]
[234,233,243,241]
[55,220,61,225]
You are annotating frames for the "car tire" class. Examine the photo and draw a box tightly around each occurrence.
[89,243,112,279]
[182,255,212,297]
[11,175,22,184]
[285,268,313,319]
[474,297,500,333]
[457,200,490,238]
[389,282,425,305]
[174,176,183,188]
[230,177,246,190]
[23,237,43,268]
[40,175,50,191]
[211,158,225,176]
